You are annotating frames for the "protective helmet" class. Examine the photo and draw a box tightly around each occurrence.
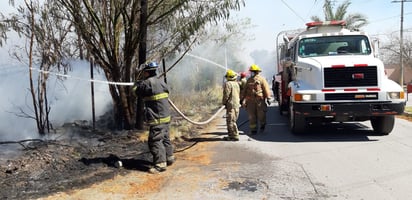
[144,61,159,71]
[249,64,261,72]
[225,69,238,80]
[240,72,247,78]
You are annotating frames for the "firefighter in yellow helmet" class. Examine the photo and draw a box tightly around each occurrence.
[241,64,271,135]
[222,69,241,141]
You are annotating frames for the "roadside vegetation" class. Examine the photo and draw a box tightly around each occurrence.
[137,85,223,142]
[398,106,412,121]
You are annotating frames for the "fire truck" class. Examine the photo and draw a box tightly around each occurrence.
[275,21,406,135]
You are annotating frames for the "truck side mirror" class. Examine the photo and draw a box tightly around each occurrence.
[372,38,380,58]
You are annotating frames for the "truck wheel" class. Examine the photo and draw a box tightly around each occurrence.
[370,116,394,135]
[289,102,306,134]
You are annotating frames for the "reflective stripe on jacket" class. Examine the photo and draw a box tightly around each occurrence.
[144,92,169,101]
[134,76,171,125]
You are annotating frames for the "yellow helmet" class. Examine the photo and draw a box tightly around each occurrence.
[225,69,237,80]
[249,64,261,72]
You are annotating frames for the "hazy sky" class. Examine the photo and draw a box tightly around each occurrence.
[234,0,412,52]
[1,0,411,53]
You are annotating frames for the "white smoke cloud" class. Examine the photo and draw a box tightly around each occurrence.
[0,60,112,141]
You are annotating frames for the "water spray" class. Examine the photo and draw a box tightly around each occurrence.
[186,53,227,71]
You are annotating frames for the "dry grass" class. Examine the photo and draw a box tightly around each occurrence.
[397,106,412,122]
[405,106,412,113]
[137,85,223,142]
[169,85,223,139]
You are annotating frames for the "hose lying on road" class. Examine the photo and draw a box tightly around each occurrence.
[168,99,225,125]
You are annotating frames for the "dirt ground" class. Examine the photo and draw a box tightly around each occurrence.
[0,117,211,200]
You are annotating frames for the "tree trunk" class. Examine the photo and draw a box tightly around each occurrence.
[136,0,148,130]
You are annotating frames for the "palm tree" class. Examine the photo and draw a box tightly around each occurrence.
[311,0,368,30]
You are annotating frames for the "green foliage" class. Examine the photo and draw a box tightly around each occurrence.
[149,0,246,59]
[310,0,368,30]
[0,0,246,130]
[53,0,245,129]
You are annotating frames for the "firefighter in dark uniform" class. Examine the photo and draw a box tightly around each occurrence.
[133,61,175,174]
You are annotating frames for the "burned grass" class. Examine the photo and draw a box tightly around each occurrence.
[0,86,223,199]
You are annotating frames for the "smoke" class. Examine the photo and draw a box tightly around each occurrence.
[164,40,276,95]
[0,60,112,141]
[250,49,277,81]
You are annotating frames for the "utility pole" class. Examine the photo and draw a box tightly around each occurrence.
[392,0,412,89]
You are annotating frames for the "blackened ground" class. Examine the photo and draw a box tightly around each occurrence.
[0,122,201,200]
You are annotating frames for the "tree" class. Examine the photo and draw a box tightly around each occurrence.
[52,0,245,130]
[311,0,368,30]
[166,17,254,94]
[381,33,412,83]
[2,0,73,135]
[0,0,19,46]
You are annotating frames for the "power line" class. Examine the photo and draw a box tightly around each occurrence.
[369,11,412,24]
[280,0,306,23]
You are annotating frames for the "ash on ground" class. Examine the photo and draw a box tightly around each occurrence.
[0,115,203,200]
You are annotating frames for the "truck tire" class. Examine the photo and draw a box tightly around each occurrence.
[370,116,394,135]
[289,102,306,134]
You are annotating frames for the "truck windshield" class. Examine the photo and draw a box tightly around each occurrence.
[298,35,371,58]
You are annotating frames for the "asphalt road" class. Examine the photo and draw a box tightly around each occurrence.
[145,97,412,200]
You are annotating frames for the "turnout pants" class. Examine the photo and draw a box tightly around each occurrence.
[246,99,267,133]
[226,107,240,138]
[148,123,174,165]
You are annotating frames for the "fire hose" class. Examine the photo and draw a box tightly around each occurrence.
[169,98,250,128]
[168,99,225,125]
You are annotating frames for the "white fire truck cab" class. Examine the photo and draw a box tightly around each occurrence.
[276,21,406,135]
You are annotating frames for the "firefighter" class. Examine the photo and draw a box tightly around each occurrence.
[222,69,241,141]
[133,61,175,174]
[241,64,271,135]
[239,71,247,92]
[272,74,280,102]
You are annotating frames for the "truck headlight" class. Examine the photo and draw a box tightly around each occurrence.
[387,91,404,99]
[295,94,315,101]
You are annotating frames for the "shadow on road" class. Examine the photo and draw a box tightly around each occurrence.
[237,104,379,143]
[80,154,153,172]
[183,132,225,142]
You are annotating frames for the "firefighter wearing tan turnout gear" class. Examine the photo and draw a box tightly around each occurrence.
[222,69,241,141]
[241,64,271,135]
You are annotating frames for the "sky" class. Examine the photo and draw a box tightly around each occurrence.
[234,0,412,53]
[2,0,411,52]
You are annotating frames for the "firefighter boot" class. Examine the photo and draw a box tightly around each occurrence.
[167,156,175,166]
[148,162,167,174]
[223,136,239,141]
